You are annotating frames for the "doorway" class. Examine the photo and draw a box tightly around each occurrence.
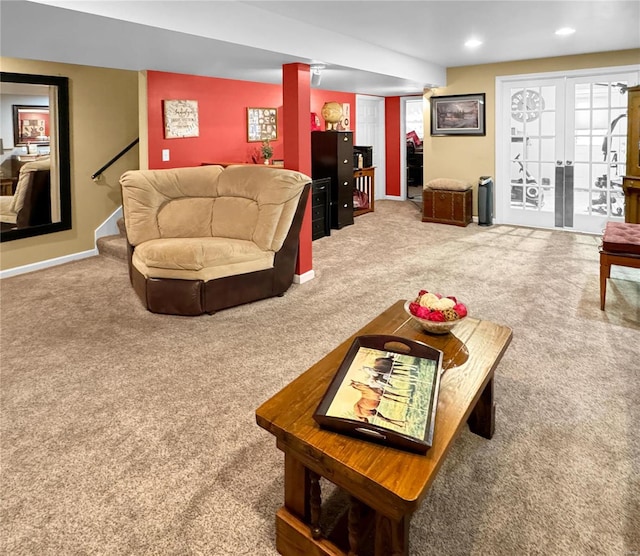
[497,66,639,233]
[403,97,424,208]
[355,95,385,200]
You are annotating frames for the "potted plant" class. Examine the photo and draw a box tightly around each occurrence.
[261,140,273,164]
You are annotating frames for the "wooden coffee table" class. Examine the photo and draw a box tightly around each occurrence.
[256,300,512,555]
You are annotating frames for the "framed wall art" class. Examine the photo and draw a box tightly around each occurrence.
[163,99,199,138]
[313,334,443,453]
[247,107,278,142]
[13,105,50,146]
[430,93,485,136]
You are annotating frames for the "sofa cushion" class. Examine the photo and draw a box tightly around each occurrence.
[132,237,275,281]
[157,198,215,238]
[210,197,259,241]
[11,157,50,213]
[0,196,17,223]
[424,178,472,191]
[121,165,225,246]
[217,165,310,251]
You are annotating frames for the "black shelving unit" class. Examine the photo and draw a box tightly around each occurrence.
[311,131,354,229]
[311,178,331,240]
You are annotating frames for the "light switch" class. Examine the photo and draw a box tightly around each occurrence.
[162,149,170,162]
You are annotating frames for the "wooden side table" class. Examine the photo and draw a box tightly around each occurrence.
[354,167,375,217]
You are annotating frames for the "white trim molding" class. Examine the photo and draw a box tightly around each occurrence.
[293,269,315,284]
[0,248,98,279]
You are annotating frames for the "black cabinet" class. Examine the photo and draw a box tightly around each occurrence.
[312,131,354,229]
[311,178,331,240]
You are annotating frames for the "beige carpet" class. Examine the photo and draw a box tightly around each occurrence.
[1,200,638,555]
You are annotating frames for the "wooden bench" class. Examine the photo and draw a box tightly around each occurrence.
[599,221,640,310]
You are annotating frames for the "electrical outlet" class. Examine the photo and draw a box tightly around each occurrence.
[162,149,170,162]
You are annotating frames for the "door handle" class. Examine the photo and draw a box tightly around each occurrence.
[566,160,573,166]
[556,160,563,166]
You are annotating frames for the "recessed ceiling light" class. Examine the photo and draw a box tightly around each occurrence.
[555,27,575,36]
[465,38,483,48]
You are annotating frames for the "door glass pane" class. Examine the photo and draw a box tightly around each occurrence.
[592,83,610,108]
[527,138,540,160]
[592,110,609,130]
[540,111,555,135]
[541,86,556,110]
[540,162,554,213]
[574,136,590,162]
[611,83,629,108]
[575,83,591,108]
[575,110,591,133]
[541,138,555,161]
[510,138,524,160]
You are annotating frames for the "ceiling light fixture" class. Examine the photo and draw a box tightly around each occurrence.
[310,64,324,87]
[555,27,576,36]
[465,38,483,48]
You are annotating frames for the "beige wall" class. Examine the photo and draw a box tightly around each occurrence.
[0,58,139,271]
[423,48,640,214]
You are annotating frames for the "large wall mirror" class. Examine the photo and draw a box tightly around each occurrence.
[0,72,71,242]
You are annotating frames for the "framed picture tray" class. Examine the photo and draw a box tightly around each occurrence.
[313,334,443,454]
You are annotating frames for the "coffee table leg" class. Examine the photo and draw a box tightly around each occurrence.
[284,453,309,520]
[309,470,322,539]
[374,513,409,556]
[467,376,495,439]
[348,496,362,555]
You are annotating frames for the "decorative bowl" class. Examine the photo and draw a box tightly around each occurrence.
[404,299,467,335]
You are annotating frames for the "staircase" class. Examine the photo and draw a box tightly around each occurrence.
[96,218,128,261]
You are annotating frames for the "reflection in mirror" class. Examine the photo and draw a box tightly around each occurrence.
[0,72,70,242]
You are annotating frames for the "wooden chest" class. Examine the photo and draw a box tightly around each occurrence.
[422,187,472,227]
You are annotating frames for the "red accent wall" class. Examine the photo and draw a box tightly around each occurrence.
[385,97,401,197]
[146,70,357,170]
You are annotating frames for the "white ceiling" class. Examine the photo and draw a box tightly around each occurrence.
[1,0,639,96]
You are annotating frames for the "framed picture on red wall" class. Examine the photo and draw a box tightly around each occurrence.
[247,107,278,142]
[163,99,199,138]
[13,105,50,146]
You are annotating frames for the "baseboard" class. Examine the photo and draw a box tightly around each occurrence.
[293,269,315,284]
[0,248,98,279]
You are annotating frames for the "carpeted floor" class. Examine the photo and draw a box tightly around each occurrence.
[1,200,638,555]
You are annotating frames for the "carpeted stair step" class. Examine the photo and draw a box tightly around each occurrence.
[97,216,128,262]
[97,234,128,261]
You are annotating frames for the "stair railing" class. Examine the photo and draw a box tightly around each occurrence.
[91,138,139,180]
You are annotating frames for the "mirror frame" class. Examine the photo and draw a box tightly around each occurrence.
[0,71,71,242]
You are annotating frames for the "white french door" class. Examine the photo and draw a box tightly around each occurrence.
[499,68,639,233]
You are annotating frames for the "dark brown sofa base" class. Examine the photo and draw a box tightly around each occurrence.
[128,184,310,316]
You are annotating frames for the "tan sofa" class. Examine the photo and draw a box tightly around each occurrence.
[0,157,51,231]
[120,164,311,316]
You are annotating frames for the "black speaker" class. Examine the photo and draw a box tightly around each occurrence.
[478,176,493,226]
